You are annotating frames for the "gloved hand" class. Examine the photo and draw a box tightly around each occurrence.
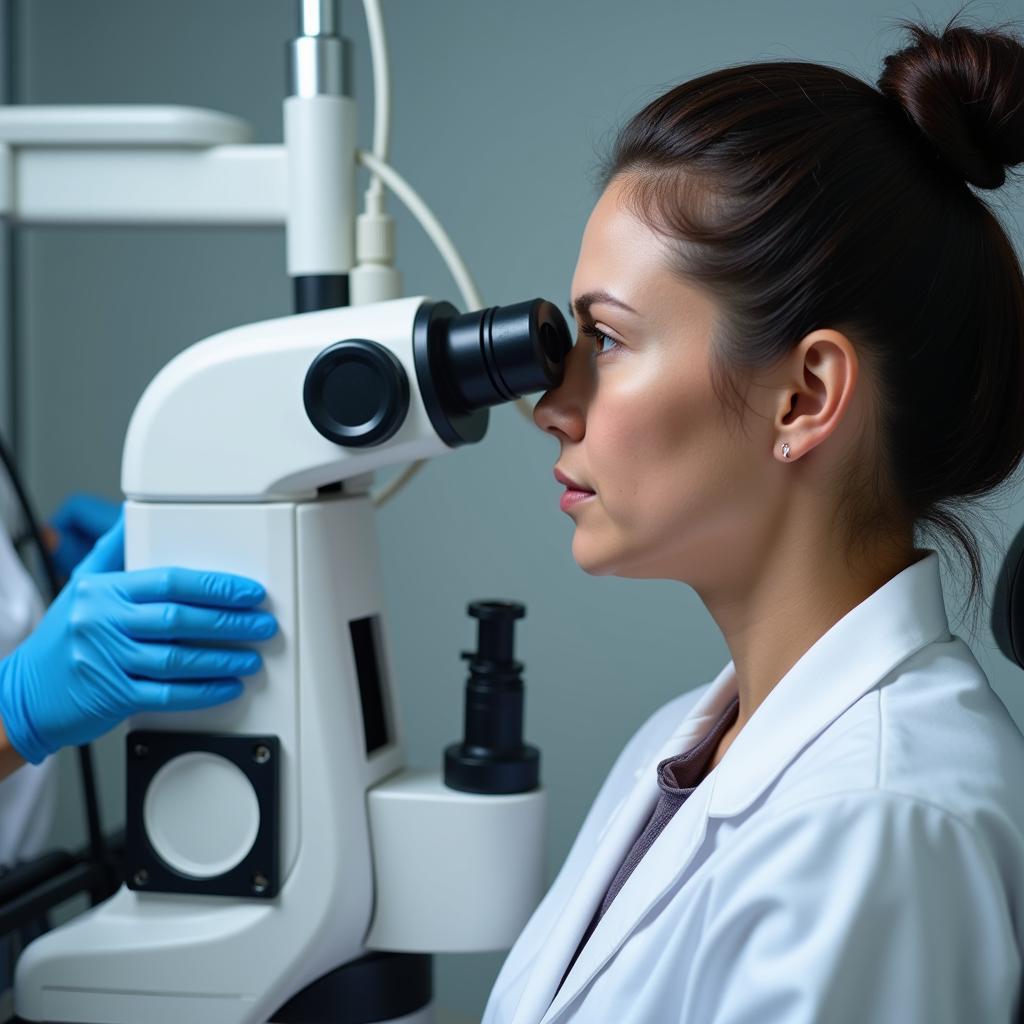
[46,493,122,578]
[0,512,278,764]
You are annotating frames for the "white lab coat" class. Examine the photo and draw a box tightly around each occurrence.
[483,548,1024,1023]
[0,473,54,869]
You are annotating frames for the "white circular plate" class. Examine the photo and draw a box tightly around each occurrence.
[143,751,261,879]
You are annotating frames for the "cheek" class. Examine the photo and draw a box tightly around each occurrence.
[588,383,697,496]
[590,358,741,517]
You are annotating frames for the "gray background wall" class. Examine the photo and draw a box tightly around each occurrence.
[5,0,1024,1021]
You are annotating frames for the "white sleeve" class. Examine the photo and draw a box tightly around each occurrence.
[0,518,52,866]
[679,791,1021,1024]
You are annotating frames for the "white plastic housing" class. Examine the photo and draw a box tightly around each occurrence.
[120,295,451,501]
[366,771,546,953]
[0,105,251,145]
[0,106,287,225]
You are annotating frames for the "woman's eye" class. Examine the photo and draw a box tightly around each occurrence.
[580,324,620,358]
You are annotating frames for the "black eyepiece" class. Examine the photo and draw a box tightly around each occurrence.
[445,299,569,408]
[413,297,571,447]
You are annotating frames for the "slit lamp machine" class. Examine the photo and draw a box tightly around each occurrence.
[0,2,572,1021]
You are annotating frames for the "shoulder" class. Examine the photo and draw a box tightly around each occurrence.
[763,636,1024,829]
[878,636,1024,811]
[681,788,1022,1023]
[718,787,1009,883]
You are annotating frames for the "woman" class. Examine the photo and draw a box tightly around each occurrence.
[485,13,1024,1024]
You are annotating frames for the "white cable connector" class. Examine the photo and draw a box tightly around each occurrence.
[350,183,402,304]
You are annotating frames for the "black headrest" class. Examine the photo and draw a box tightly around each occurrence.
[991,525,1024,670]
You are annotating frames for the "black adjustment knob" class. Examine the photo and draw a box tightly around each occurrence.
[444,600,540,795]
[303,339,410,448]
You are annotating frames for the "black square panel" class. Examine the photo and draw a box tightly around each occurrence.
[125,730,280,898]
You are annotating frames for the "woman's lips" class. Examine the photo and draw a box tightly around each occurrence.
[560,489,596,512]
[553,467,593,491]
[554,467,595,512]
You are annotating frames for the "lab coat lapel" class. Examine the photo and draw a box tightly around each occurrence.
[509,667,739,1024]
[542,774,717,1023]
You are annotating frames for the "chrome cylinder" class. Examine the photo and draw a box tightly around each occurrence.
[299,0,337,36]
[288,0,351,97]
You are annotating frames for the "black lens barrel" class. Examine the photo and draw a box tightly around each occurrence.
[412,297,570,448]
[445,299,570,411]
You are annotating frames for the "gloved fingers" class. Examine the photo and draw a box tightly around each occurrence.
[51,494,122,540]
[71,511,125,577]
[50,534,93,580]
[50,496,124,578]
[129,678,244,713]
[121,603,278,643]
[118,567,266,609]
[122,644,263,680]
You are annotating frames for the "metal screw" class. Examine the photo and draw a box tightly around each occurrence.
[133,742,149,758]
[132,868,149,887]
[251,872,269,895]
[253,744,271,765]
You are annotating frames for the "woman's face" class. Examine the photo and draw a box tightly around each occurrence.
[534,175,781,584]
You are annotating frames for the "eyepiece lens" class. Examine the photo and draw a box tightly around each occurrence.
[441,298,570,412]
[540,321,564,365]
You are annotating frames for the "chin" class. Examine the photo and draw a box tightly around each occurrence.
[570,537,642,579]
[576,562,617,578]
[570,541,615,577]
[571,536,677,581]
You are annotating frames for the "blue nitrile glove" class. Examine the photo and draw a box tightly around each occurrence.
[47,493,122,578]
[0,512,278,764]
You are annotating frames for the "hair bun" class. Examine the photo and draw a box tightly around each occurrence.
[877,16,1024,189]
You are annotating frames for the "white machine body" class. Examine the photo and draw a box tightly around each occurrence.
[14,296,548,1023]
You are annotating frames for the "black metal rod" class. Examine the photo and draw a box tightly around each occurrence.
[0,830,123,941]
[0,860,109,938]
[0,852,75,907]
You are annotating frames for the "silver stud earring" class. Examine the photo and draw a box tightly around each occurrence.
[781,442,790,460]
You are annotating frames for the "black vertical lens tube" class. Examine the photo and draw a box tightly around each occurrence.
[295,275,349,314]
[444,600,540,794]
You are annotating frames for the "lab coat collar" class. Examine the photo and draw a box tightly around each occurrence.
[707,547,950,817]
[524,548,950,1024]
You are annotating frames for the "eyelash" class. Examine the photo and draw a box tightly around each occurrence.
[577,322,621,358]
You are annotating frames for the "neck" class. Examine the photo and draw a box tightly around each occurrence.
[699,533,922,731]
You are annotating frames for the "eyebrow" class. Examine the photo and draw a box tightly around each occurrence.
[567,290,639,321]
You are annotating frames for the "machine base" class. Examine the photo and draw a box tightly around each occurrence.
[275,952,433,1024]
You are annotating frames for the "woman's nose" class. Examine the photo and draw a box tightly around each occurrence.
[532,340,588,440]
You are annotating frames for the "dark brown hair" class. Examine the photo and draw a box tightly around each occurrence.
[595,8,1024,639]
